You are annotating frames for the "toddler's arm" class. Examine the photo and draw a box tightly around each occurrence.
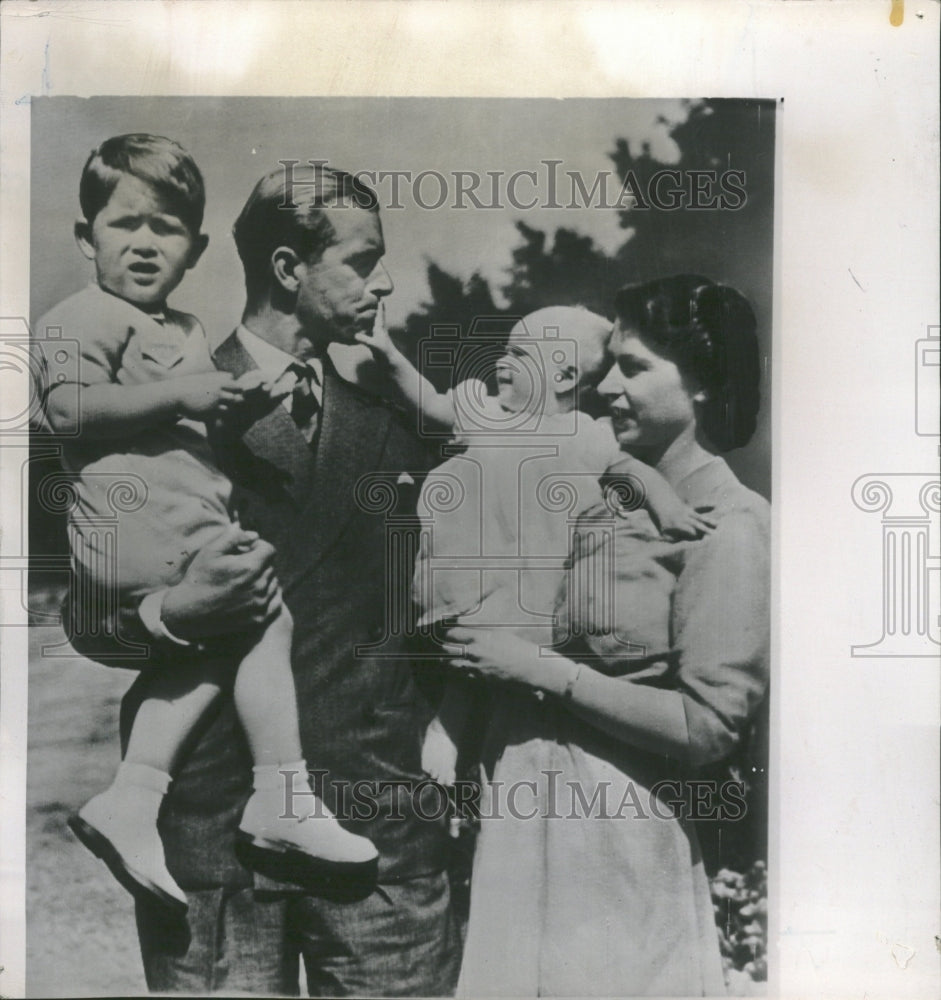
[602,453,716,540]
[422,682,476,786]
[44,370,266,440]
[355,305,458,431]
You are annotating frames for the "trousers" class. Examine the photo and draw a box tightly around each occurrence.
[136,872,461,996]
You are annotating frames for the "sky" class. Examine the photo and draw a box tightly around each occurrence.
[30,96,690,334]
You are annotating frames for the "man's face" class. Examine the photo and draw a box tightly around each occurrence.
[77,173,205,310]
[294,207,393,345]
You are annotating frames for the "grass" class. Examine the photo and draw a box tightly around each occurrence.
[26,619,148,998]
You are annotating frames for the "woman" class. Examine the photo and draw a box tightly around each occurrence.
[445,275,770,996]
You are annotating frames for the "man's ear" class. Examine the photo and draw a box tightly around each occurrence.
[271,246,302,293]
[186,233,210,270]
[553,364,579,395]
[74,219,96,261]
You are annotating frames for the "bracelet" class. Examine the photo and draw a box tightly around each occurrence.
[562,663,583,700]
[138,590,195,648]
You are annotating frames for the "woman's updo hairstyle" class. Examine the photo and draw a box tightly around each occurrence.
[613,274,761,451]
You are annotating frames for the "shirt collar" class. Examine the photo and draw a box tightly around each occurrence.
[236,324,323,409]
[237,323,322,379]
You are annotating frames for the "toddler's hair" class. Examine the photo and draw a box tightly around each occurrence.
[79,133,206,233]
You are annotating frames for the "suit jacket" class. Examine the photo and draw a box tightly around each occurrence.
[82,331,445,890]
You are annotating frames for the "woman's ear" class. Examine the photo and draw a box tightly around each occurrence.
[74,219,95,261]
[271,246,301,293]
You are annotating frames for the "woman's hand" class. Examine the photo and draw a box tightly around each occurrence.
[443,626,546,686]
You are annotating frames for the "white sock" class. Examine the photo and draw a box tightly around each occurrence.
[114,761,172,795]
[109,762,171,824]
[252,760,310,792]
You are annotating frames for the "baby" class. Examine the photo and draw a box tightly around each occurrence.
[358,305,714,783]
[38,134,376,913]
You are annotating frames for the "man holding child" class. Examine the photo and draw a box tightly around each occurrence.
[65,153,461,996]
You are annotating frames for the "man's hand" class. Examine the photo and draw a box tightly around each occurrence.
[159,524,280,641]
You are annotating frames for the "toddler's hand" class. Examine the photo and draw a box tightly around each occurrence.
[354,303,396,360]
[422,717,459,786]
[174,372,245,419]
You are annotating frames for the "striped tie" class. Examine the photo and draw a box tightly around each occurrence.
[289,363,320,445]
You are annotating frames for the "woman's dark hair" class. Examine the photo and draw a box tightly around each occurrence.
[613,274,761,451]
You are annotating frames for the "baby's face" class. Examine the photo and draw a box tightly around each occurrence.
[79,174,204,310]
[495,335,578,414]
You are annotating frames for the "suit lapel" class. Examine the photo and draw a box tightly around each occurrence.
[212,332,313,506]
[307,354,392,561]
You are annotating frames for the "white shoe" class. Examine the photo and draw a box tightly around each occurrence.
[237,789,379,885]
[69,787,187,913]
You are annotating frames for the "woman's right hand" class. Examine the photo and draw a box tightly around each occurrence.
[159,524,280,641]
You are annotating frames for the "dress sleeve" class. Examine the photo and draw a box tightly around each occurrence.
[672,502,771,766]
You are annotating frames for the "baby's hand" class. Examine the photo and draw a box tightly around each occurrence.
[655,502,717,541]
[354,303,396,360]
[422,717,459,786]
[174,372,245,419]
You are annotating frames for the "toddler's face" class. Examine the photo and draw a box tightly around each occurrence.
[78,174,205,310]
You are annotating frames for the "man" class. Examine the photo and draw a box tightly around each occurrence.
[69,165,460,996]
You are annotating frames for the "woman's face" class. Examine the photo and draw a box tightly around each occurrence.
[596,323,699,460]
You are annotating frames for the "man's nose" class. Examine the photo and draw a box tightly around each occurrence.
[369,261,394,297]
[595,362,621,397]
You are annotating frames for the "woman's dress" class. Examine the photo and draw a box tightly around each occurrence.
[458,456,770,997]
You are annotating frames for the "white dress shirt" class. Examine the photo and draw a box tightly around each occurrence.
[236,323,323,411]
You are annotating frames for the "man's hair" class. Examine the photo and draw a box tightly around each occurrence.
[613,274,761,451]
[79,133,206,232]
[232,164,379,301]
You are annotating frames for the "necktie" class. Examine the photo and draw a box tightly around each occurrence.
[289,363,320,445]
